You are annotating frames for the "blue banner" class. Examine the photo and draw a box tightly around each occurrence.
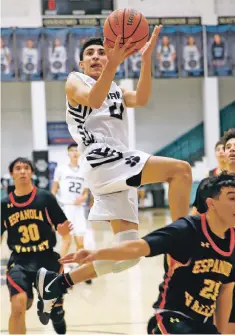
[47,122,74,145]
[1,28,16,81]
[206,25,232,77]
[229,25,235,76]
[154,26,178,78]
[178,26,204,77]
[43,28,70,81]
[127,52,142,79]
[15,28,43,81]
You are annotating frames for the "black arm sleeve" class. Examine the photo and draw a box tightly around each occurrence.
[46,193,68,229]
[192,177,209,213]
[142,218,196,263]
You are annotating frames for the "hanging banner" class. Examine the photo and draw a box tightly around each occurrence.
[32,151,49,190]
[154,26,178,78]
[206,25,232,77]
[47,121,74,145]
[127,52,142,78]
[178,26,204,77]
[15,28,43,81]
[43,28,70,80]
[43,16,201,28]
[70,27,100,72]
[99,26,126,79]
[1,28,16,81]
[229,25,235,76]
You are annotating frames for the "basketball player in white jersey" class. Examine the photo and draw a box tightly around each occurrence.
[36,26,192,313]
[52,143,89,258]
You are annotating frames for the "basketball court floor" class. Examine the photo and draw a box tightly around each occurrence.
[0,209,172,334]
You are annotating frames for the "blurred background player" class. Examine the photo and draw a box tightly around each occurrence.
[208,140,226,176]
[1,157,72,334]
[51,143,92,284]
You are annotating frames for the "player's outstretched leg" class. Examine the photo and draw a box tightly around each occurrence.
[36,268,68,319]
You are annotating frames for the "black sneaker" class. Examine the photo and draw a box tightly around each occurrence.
[37,297,52,325]
[36,268,66,325]
[52,319,67,334]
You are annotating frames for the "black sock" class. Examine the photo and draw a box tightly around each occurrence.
[58,273,74,291]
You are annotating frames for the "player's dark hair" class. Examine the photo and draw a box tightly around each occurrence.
[204,172,235,200]
[67,143,78,151]
[222,128,235,148]
[214,140,224,150]
[79,37,104,61]
[9,157,34,173]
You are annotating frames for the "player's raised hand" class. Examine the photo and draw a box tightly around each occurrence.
[140,25,162,61]
[59,249,95,265]
[104,35,138,68]
[57,221,73,236]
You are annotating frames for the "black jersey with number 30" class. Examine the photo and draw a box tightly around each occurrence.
[1,187,67,254]
[143,215,235,323]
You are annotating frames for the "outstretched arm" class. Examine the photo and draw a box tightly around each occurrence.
[66,36,137,109]
[122,26,162,108]
[59,218,194,265]
[60,239,151,265]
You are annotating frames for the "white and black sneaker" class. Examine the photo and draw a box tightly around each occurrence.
[36,268,67,325]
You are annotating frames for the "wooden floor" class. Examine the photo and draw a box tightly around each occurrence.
[0,209,173,334]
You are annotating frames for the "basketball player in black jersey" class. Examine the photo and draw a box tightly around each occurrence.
[38,173,235,334]
[1,157,72,334]
[208,140,226,177]
[190,129,235,333]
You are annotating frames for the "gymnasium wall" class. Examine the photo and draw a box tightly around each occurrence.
[1,0,235,174]
[1,77,235,173]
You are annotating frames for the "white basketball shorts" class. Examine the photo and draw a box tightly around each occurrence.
[62,204,87,236]
[81,143,150,224]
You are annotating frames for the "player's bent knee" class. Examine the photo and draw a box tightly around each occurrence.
[94,230,140,276]
[93,260,115,276]
[175,160,192,179]
[11,293,27,316]
[50,306,65,324]
[113,229,140,272]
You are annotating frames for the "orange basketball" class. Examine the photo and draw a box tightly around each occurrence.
[103,8,149,51]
